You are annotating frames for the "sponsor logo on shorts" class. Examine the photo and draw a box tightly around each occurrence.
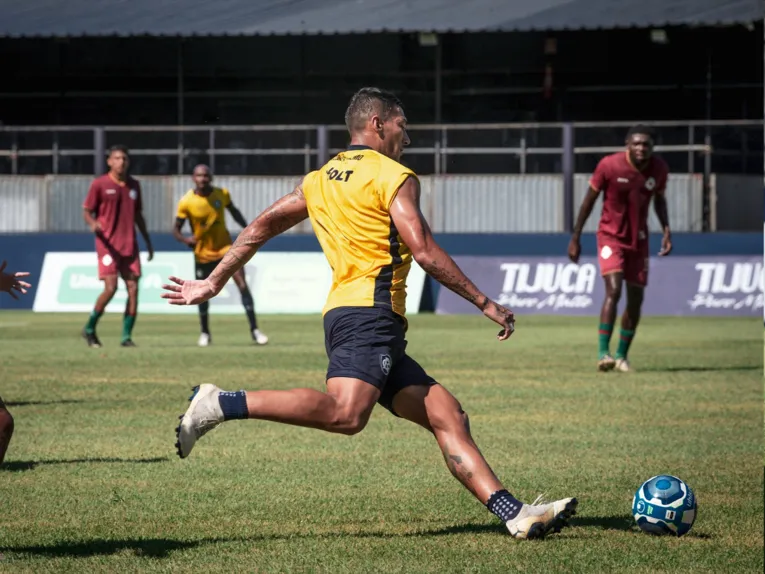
[102,254,113,266]
[380,354,392,376]
[196,268,204,278]
[645,177,656,190]
[129,189,138,200]
[600,245,612,260]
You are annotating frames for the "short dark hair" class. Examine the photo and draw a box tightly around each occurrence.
[344,87,404,133]
[626,124,655,141]
[108,144,129,157]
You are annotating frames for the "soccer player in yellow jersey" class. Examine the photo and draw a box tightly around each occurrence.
[173,164,268,347]
[162,88,577,539]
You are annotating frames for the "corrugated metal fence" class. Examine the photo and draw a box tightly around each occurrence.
[1,174,704,233]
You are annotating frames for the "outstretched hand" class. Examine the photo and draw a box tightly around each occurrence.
[0,260,32,300]
[161,276,217,306]
[482,299,515,341]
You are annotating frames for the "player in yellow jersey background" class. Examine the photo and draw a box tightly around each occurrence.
[163,88,577,540]
[173,164,268,347]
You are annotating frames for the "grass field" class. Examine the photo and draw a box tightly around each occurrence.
[0,311,762,573]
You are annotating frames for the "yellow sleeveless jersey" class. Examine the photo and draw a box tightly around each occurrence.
[176,187,233,263]
[303,145,416,317]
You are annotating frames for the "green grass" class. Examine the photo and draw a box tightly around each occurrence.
[0,311,762,573]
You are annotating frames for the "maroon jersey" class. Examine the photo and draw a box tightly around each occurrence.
[589,152,668,250]
[83,174,143,257]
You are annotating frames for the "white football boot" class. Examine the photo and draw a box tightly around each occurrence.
[598,354,616,372]
[615,358,632,372]
[175,384,224,459]
[197,332,211,347]
[505,495,579,540]
[252,329,269,345]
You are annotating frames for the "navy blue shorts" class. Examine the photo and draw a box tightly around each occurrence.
[195,259,222,279]
[323,306,436,416]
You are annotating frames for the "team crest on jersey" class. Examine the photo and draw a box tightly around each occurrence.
[600,246,612,260]
[214,200,222,208]
[379,354,392,376]
[129,189,138,200]
[644,177,656,190]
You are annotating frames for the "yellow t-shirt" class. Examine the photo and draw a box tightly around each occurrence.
[303,145,416,317]
[176,187,233,263]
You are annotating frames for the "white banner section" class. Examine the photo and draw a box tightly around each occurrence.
[34,252,427,315]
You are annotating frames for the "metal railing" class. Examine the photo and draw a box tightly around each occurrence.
[0,120,761,176]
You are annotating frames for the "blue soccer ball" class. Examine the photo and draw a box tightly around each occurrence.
[632,475,697,536]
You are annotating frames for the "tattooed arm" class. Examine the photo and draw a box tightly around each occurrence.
[390,177,484,306]
[390,176,515,340]
[206,181,309,293]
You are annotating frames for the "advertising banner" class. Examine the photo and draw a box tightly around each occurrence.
[435,256,763,317]
[34,252,427,315]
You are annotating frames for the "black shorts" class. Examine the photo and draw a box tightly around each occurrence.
[323,306,436,416]
[195,259,222,280]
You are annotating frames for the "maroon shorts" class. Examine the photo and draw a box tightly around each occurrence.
[97,246,141,280]
[597,237,649,287]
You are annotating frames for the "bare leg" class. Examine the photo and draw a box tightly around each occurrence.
[87,275,118,323]
[389,383,578,540]
[97,275,119,312]
[244,377,380,435]
[392,383,504,504]
[615,283,644,361]
[597,272,623,365]
[177,377,382,458]
[125,277,139,316]
[122,277,139,344]
[83,275,118,344]
[621,283,644,332]
[599,272,623,326]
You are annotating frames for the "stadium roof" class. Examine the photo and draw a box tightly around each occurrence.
[0,0,760,38]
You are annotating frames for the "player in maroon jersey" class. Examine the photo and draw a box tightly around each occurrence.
[568,125,672,372]
[81,145,154,348]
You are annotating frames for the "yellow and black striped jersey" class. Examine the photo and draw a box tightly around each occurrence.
[302,145,416,317]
